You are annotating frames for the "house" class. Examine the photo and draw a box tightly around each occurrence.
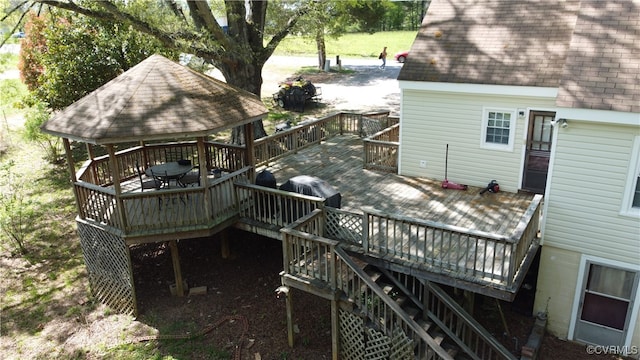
[397,0,639,354]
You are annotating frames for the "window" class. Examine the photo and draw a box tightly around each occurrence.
[481,108,516,151]
[621,135,640,217]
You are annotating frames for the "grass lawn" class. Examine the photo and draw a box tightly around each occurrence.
[274,30,417,58]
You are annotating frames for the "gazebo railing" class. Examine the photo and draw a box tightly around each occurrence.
[76,111,393,187]
[77,141,247,187]
[74,166,252,237]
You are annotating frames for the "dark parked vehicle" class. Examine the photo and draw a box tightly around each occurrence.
[273,77,321,112]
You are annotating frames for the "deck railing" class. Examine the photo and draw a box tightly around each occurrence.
[77,141,247,187]
[73,167,253,237]
[363,123,399,172]
[234,183,326,228]
[254,111,391,166]
[361,197,542,287]
[425,281,517,360]
[507,194,542,283]
[233,184,540,289]
[281,214,454,360]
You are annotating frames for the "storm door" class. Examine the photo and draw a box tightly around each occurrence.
[574,262,639,347]
[522,111,554,193]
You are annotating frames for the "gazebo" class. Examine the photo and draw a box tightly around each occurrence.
[41,54,268,314]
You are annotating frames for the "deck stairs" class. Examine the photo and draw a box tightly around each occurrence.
[354,263,462,359]
[345,258,516,360]
[381,266,517,360]
[282,233,517,359]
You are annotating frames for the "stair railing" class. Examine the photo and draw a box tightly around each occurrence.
[425,281,517,360]
[333,247,454,360]
[281,215,453,359]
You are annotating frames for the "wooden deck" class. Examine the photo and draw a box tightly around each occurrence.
[71,113,540,315]
[260,135,535,236]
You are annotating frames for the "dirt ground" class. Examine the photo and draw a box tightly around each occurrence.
[131,230,333,359]
[130,230,629,360]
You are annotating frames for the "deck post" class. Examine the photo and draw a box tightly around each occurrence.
[84,143,96,182]
[197,137,212,221]
[169,240,185,297]
[220,229,231,259]
[139,140,149,167]
[331,298,339,360]
[286,285,294,347]
[423,280,431,318]
[63,138,83,217]
[107,144,128,231]
[244,122,256,182]
[362,210,369,254]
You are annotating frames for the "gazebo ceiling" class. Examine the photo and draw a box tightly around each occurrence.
[41,54,268,145]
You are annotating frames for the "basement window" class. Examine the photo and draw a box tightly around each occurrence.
[481,108,516,152]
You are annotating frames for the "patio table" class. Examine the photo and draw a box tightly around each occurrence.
[145,162,193,188]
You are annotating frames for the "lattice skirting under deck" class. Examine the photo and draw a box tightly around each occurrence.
[77,221,136,316]
[339,309,414,360]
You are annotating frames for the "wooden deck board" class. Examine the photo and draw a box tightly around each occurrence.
[261,135,535,237]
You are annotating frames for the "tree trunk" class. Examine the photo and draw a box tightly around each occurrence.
[316,28,326,70]
[212,57,268,144]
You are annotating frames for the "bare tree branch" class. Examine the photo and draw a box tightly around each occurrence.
[0,1,32,48]
[262,2,312,58]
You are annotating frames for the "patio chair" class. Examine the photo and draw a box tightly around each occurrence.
[180,166,200,187]
[136,161,162,191]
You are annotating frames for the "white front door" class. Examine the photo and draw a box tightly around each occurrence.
[573,261,639,347]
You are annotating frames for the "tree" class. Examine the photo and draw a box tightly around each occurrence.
[13,0,315,143]
[272,0,391,71]
[19,10,178,110]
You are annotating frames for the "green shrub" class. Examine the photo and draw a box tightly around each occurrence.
[0,160,35,255]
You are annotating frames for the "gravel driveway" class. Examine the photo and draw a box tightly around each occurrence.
[262,55,402,115]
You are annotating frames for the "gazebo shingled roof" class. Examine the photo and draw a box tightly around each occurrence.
[41,54,268,145]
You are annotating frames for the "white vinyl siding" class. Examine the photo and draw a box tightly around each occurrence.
[544,122,640,265]
[399,89,555,192]
[621,135,640,217]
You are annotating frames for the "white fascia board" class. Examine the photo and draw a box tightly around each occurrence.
[555,107,640,126]
[398,80,557,99]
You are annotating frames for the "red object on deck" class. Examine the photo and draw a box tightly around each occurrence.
[442,179,468,190]
[441,144,468,191]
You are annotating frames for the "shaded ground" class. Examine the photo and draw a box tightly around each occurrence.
[131,230,333,359]
[130,230,627,360]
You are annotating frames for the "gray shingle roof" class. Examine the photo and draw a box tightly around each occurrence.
[41,54,268,144]
[398,0,581,87]
[399,0,640,114]
[556,0,640,112]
